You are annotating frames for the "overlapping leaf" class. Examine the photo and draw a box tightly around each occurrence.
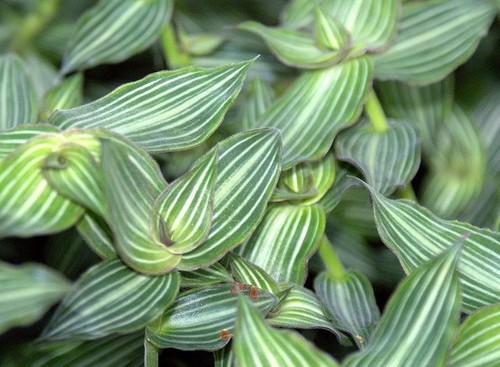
[234,296,339,367]
[180,263,233,288]
[42,259,180,340]
[258,57,372,168]
[228,253,280,295]
[0,262,70,334]
[343,247,462,367]
[61,0,173,73]
[238,204,325,285]
[24,53,58,103]
[76,214,116,259]
[0,53,38,130]
[50,61,252,152]
[318,167,360,214]
[0,124,59,159]
[240,77,276,130]
[41,73,83,120]
[373,0,496,84]
[146,283,278,351]
[335,120,420,196]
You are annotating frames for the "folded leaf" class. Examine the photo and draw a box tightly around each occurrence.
[373,0,496,84]
[146,283,278,351]
[61,0,173,73]
[343,247,462,367]
[50,61,252,152]
[180,263,233,288]
[42,259,180,340]
[0,262,70,334]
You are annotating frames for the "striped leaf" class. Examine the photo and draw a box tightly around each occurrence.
[150,148,218,254]
[50,61,252,153]
[0,261,71,334]
[61,0,173,74]
[0,124,60,159]
[214,344,233,367]
[373,0,496,84]
[449,304,500,367]
[258,57,372,169]
[240,77,276,130]
[335,120,421,196]
[318,167,360,214]
[314,271,380,348]
[238,204,325,285]
[343,246,462,367]
[76,213,116,259]
[99,133,180,274]
[146,283,278,351]
[24,53,58,104]
[180,263,233,288]
[364,183,500,313]
[178,128,282,270]
[314,7,350,51]
[280,0,317,29]
[0,135,84,238]
[234,295,339,367]
[0,53,38,129]
[228,253,280,295]
[42,259,180,340]
[41,73,83,120]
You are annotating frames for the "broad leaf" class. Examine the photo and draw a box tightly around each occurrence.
[318,167,360,214]
[449,304,500,367]
[238,204,325,285]
[314,271,380,348]
[343,247,462,367]
[0,124,60,160]
[234,296,339,367]
[61,0,173,73]
[373,0,496,84]
[42,259,180,340]
[50,61,252,152]
[240,77,276,130]
[228,253,281,295]
[178,128,282,270]
[364,183,500,313]
[335,120,420,196]
[41,73,83,120]
[180,263,233,288]
[0,262,70,334]
[258,57,372,168]
[0,53,38,129]
[146,283,278,351]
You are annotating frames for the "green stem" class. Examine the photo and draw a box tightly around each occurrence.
[318,235,345,280]
[161,23,191,69]
[365,90,390,133]
[144,337,159,367]
[10,0,61,53]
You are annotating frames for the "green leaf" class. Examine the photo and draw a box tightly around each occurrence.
[258,57,372,168]
[61,0,173,73]
[0,53,38,129]
[228,253,280,295]
[364,183,500,313]
[0,262,70,334]
[373,0,496,84]
[50,61,252,153]
[214,344,233,367]
[41,73,83,120]
[234,295,339,367]
[42,259,180,340]
[449,304,500,367]
[335,120,420,196]
[0,124,60,160]
[314,271,380,348]
[180,263,233,288]
[76,213,116,259]
[146,283,278,351]
[343,247,462,367]
[24,53,58,104]
[178,128,282,270]
[240,77,276,130]
[280,0,317,29]
[314,7,350,51]
[238,204,325,285]
[150,148,218,254]
[318,167,360,214]
[99,132,180,274]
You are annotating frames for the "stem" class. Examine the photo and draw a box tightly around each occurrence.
[318,235,345,280]
[144,337,159,367]
[365,90,390,133]
[161,23,191,69]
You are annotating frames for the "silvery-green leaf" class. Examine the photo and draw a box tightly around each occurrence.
[335,120,420,196]
[234,295,339,367]
[364,182,500,313]
[50,61,252,153]
[238,204,325,285]
[150,148,218,255]
[240,77,276,130]
[180,263,233,288]
[76,213,116,259]
[314,270,380,348]
[61,0,173,73]
[178,128,282,270]
[280,0,317,29]
[146,283,278,351]
[0,53,38,129]
[24,53,58,103]
[0,261,71,334]
[99,132,180,274]
[318,167,361,214]
[228,253,280,295]
[373,0,496,84]
[41,73,83,120]
[42,259,180,340]
[258,57,372,168]
[0,124,60,160]
[343,246,462,367]
[449,304,500,367]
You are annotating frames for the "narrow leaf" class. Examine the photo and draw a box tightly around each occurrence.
[180,263,233,288]
[42,259,180,340]
[41,73,83,120]
[50,61,252,152]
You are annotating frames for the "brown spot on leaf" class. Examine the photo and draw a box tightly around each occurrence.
[249,286,260,300]
[231,282,246,294]
[220,329,232,341]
